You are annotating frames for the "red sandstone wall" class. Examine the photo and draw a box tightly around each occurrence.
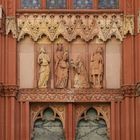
[0,0,140,140]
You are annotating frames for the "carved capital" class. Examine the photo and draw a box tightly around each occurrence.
[6,16,17,38]
[3,85,19,97]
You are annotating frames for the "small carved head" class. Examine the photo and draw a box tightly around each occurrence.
[40,47,46,54]
[96,47,103,54]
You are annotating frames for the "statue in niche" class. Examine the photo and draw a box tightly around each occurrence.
[55,44,69,88]
[71,55,89,88]
[38,48,50,88]
[90,47,103,88]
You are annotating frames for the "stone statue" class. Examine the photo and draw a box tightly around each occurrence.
[38,48,50,88]
[71,55,89,88]
[55,44,69,88]
[90,47,103,88]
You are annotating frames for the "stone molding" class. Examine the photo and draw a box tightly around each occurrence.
[18,88,123,102]
[0,84,138,101]
[6,13,134,41]
[18,85,137,102]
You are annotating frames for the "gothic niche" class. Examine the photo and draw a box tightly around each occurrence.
[71,38,89,88]
[55,43,69,88]
[38,47,51,88]
[76,108,109,140]
[71,55,89,88]
[90,46,104,88]
[32,108,65,140]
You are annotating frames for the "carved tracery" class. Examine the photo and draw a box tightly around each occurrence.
[76,107,109,140]
[31,105,66,140]
[6,14,134,41]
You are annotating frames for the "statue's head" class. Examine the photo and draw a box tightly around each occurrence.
[40,48,46,53]
[56,43,63,51]
[63,50,68,60]
[96,47,102,53]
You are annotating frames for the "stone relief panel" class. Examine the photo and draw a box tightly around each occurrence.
[89,39,105,89]
[18,36,121,89]
[37,48,51,88]
[54,38,70,88]
[71,38,89,88]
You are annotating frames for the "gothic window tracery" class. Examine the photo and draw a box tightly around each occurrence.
[21,0,41,9]
[32,108,65,140]
[76,108,109,140]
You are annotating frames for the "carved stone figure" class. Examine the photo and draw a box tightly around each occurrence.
[71,55,89,88]
[55,44,69,88]
[90,47,103,88]
[38,48,50,88]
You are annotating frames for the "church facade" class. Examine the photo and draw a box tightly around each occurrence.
[0,0,140,140]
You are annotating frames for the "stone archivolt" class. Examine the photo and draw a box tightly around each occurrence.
[6,14,134,41]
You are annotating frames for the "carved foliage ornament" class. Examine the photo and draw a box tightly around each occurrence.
[6,14,134,41]
[6,16,17,38]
